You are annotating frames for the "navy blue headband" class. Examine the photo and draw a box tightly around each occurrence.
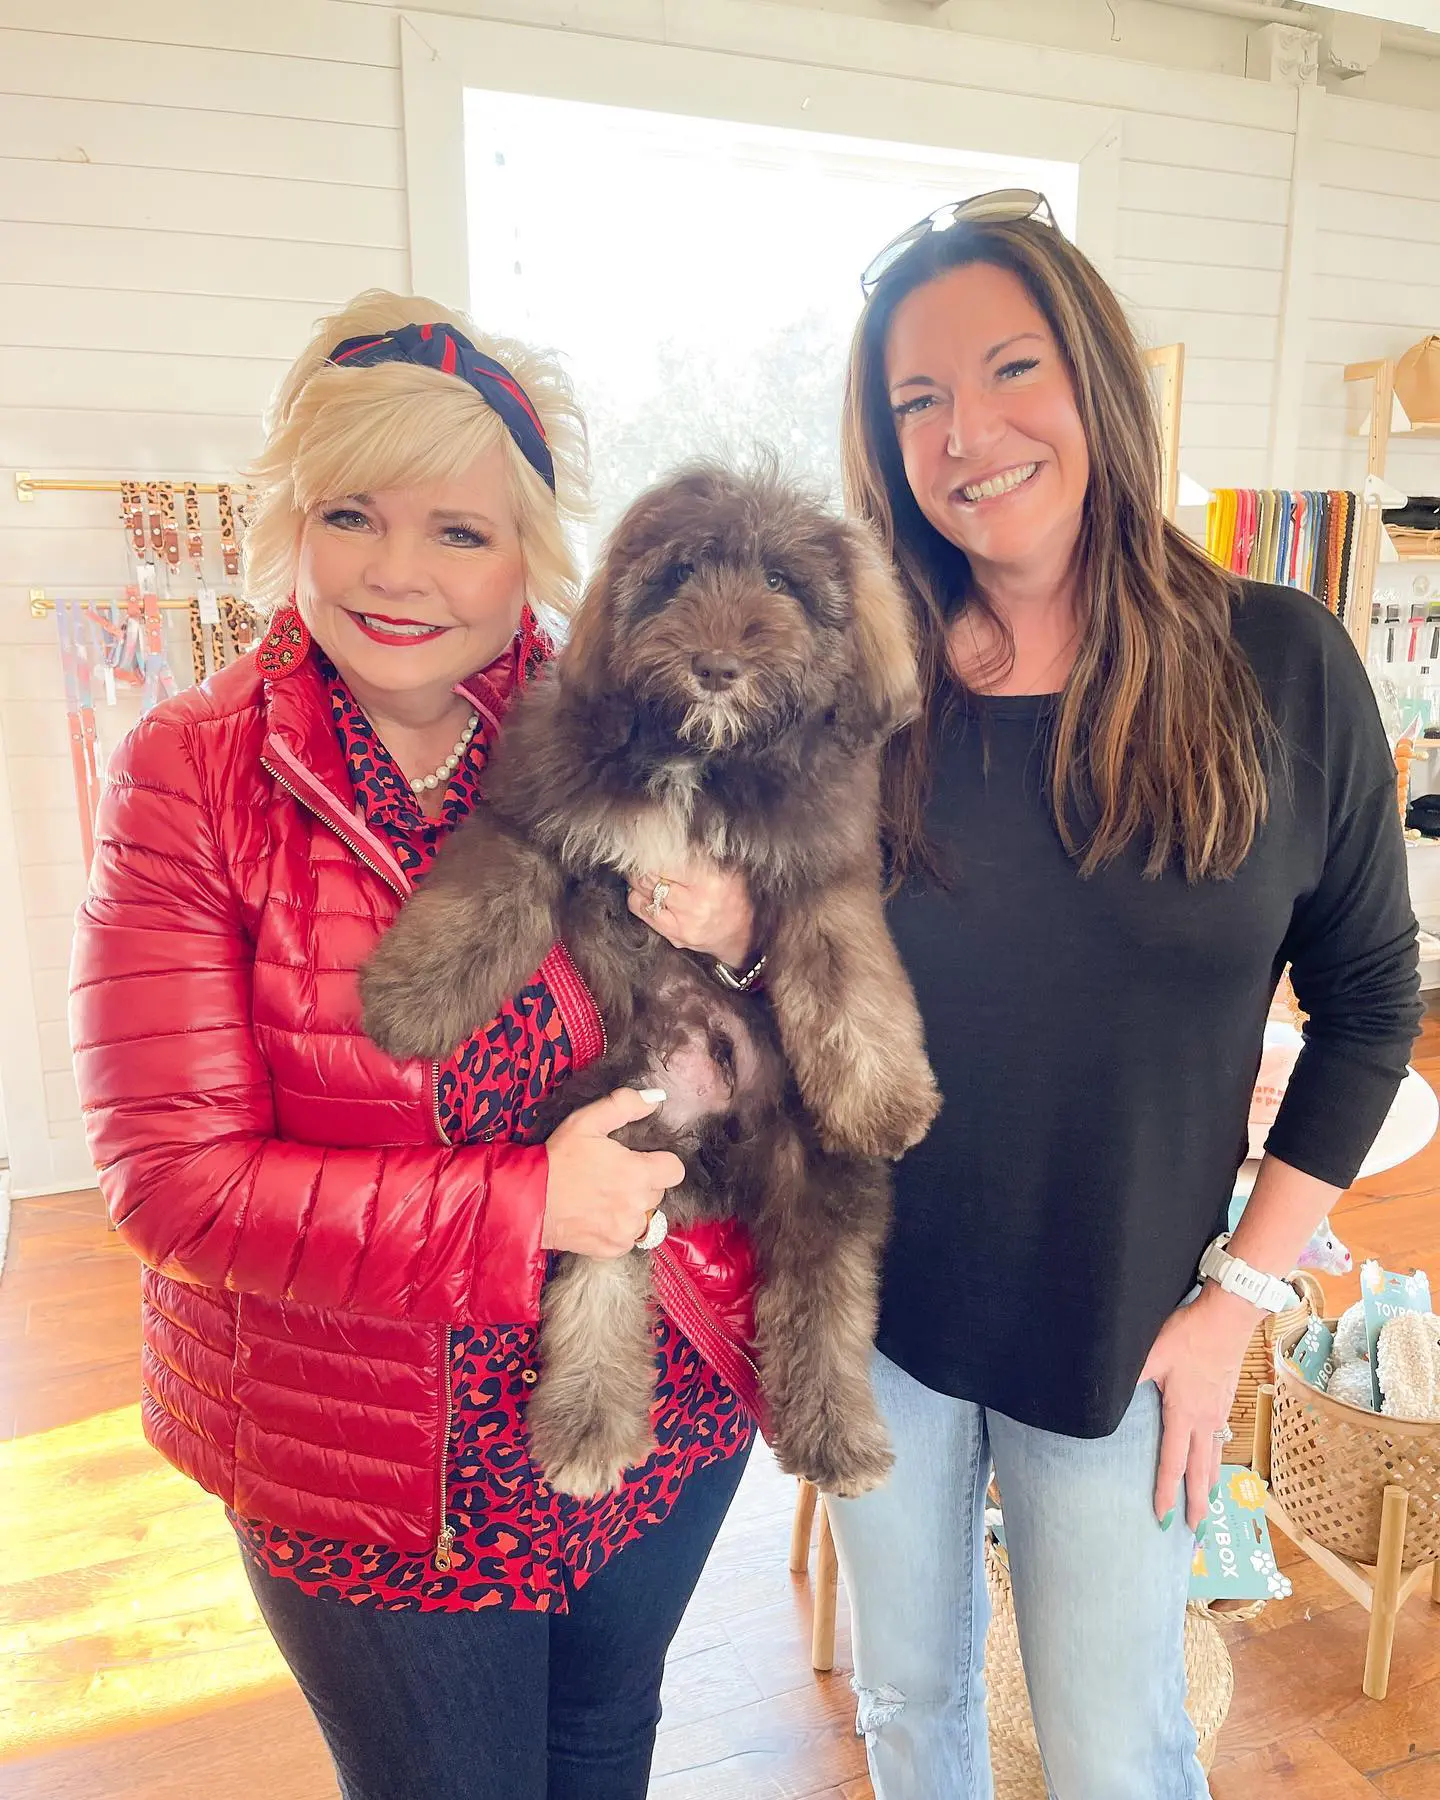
[327,322,556,493]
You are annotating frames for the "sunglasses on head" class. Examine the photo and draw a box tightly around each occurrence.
[860,189,1057,297]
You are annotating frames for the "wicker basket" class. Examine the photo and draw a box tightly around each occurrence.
[983,1539,1232,1798]
[1268,1317,1440,1567]
[1225,1269,1326,1461]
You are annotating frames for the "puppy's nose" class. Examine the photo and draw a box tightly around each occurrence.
[691,651,743,692]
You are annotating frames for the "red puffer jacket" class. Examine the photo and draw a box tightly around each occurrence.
[69,638,760,1552]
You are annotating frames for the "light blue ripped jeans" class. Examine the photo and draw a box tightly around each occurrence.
[825,1350,1209,1800]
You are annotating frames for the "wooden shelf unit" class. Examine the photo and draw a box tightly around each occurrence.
[1343,358,1440,661]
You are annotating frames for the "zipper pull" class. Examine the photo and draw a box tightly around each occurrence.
[434,1524,456,1572]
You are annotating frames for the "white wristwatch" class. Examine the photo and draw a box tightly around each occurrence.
[1198,1234,1300,1316]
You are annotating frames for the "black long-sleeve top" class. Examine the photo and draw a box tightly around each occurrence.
[878,582,1422,1437]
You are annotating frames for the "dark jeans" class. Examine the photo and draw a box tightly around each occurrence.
[241,1441,751,1800]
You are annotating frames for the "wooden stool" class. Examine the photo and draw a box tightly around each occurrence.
[1255,1383,1440,1700]
[790,1478,840,1671]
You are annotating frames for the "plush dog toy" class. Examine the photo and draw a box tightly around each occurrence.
[362,463,940,1498]
[1377,1311,1440,1421]
[1317,1298,1440,1420]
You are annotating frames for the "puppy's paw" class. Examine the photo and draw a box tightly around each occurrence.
[358,972,446,1065]
[820,1071,941,1161]
[528,1366,657,1499]
[358,955,467,1061]
[532,1415,657,1499]
[774,1428,894,1499]
[770,1408,894,1499]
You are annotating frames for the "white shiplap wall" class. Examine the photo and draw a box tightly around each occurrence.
[1299,92,1440,494]
[1115,109,1294,491]
[0,0,1437,1193]
[0,0,409,1193]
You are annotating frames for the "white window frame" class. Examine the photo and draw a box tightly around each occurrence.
[398,2,1123,314]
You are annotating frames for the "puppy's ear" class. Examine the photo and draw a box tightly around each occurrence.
[559,554,616,701]
[550,530,639,752]
[834,520,921,744]
[560,475,684,701]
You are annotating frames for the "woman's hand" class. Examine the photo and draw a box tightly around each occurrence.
[628,858,755,969]
[1139,1284,1258,1531]
[541,1088,685,1259]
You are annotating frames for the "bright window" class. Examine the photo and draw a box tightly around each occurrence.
[464,90,1079,552]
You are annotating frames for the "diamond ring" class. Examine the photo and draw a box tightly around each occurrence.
[648,878,672,919]
[634,1208,669,1252]
[1213,1425,1234,1444]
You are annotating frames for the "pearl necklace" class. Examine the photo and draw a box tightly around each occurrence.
[409,709,480,794]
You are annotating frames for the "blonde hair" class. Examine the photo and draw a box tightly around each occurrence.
[245,289,591,621]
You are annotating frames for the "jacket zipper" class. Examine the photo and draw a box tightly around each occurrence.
[430,1062,455,1568]
[262,750,457,1567]
[566,955,608,1059]
[430,1059,452,1147]
[259,755,408,901]
[433,1322,456,1570]
[653,1242,763,1388]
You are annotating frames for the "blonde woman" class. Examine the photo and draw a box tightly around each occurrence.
[824,195,1420,1797]
[70,291,761,1800]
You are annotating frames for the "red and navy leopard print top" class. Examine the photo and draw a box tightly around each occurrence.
[233,627,753,1612]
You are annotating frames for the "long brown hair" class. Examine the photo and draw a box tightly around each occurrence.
[842,217,1270,886]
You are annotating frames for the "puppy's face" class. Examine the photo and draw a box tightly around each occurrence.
[573,466,912,753]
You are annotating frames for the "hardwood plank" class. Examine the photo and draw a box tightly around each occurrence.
[1371,1753,1440,1796]
[0,1688,336,1800]
[725,1597,855,1702]
[1214,1552,1355,1642]
[1320,1678,1440,1773]
[660,1642,765,1732]
[0,1353,139,1440]
[647,1681,868,1799]
[667,1607,734,1666]
[8,1305,141,1375]
[2,1259,139,1316]
[1213,1634,1333,1765]
[1214,1596,1440,1765]
[666,1509,825,1638]
[1210,1733,1382,1798]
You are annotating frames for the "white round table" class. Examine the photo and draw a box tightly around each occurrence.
[1232,1021,1439,1202]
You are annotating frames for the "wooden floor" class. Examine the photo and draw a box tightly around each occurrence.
[3,1021,1440,1798]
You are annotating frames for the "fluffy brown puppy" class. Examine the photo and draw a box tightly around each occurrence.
[361,462,939,1498]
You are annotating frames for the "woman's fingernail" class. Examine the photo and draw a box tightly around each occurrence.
[1160,1509,1175,1531]
[638,1088,667,1104]
[1210,1484,1221,1502]
[1196,1520,1209,1542]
